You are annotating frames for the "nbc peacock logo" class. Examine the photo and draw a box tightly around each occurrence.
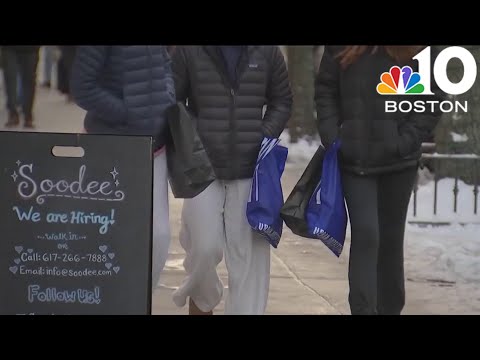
[379,46,477,113]
[376,66,424,95]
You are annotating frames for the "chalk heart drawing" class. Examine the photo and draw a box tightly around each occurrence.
[14,258,21,265]
[105,263,112,270]
[15,246,23,254]
[113,267,120,274]
[108,253,115,260]
[27,249,33,254]
[99,245,107,253]
[9,266,18,274]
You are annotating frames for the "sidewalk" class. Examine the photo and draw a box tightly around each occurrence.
[154,170,345,315]
[1,85,478,315]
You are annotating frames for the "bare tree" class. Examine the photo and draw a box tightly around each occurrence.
[286,45,316,143]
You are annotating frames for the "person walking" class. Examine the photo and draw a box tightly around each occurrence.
[58,46,77,102]
[1,46,40,128]
[70,45,176,294]
[170,45,293,315]
[315,46,445,315]
[41,46,55,88]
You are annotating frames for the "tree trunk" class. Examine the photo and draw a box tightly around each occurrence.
[286,46,316,143]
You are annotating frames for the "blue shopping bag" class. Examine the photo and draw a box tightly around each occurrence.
[247,138,288,248]
[306,140,347,257]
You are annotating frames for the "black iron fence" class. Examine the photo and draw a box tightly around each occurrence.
[410,149,480,225]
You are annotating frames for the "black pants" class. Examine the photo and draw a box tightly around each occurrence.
[342,167,417,315]
[1,47,39,117]
[57,46,76,95]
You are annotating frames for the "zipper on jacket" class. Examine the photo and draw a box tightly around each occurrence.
[146,46,155,148]
[229,88,237,176]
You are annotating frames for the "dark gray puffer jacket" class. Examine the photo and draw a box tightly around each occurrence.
[315,46,445,175]
[70,46,176,150]
[172,45,292,180]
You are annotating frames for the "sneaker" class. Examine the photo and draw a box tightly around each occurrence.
[188,298,213,315]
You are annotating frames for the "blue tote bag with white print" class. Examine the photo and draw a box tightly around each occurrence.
[247,138,288,248]
[306,140,347,257]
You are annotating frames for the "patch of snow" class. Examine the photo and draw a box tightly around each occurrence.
[279,131,321,164]
[408,178,480,224]
[406,177,480,284]
[405,224,480,283]
[450,132,469,142]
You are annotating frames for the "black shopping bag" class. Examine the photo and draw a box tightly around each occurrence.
[0,132,154,315]
[280,145,325,239]
[166,102,216,198]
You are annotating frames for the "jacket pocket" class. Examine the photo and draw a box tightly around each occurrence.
[337,122,357,162]
[397,122,422,159]
[379,120,399,157]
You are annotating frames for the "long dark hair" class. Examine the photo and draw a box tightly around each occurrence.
[336,46,424,70]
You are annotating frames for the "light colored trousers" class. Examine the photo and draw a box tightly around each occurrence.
[172,179,271,315]
[81,130,170,294]
[151,150,171,291]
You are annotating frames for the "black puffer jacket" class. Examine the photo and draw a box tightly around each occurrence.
[171,46,292,180]
[315,46,445,175]
[70,46,176,150]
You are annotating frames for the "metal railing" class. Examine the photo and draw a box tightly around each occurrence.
[410,144,480,225]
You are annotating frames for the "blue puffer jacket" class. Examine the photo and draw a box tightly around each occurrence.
[70,46,176,150]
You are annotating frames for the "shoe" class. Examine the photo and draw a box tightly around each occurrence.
[188,298,213,315]
[5,112,20,127]
[24,115,34,129]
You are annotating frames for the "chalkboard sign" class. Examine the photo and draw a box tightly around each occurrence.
[0,132,154,315]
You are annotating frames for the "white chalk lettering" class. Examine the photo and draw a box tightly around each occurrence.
[16,164,125,205]
[27,285,101,304]
[42,232,83,241]
[70,209,115,235]
[17,164,37,199]
[46,212,69,224]
[12,206,41,222]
